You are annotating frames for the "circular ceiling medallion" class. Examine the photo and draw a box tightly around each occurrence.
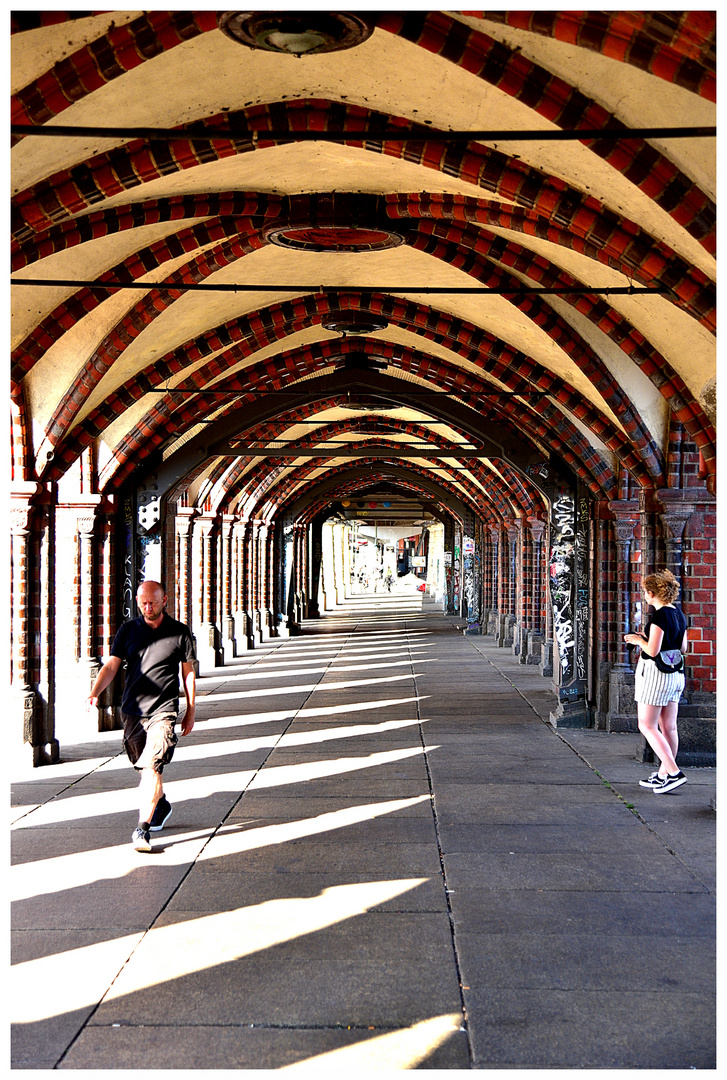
[266,224,402,252]
[219,12,373,55]
[322,310,389,335]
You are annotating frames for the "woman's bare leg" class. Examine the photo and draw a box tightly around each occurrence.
[638,703,679,776]
[658,700,680,762]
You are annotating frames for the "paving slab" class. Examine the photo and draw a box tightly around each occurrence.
[447,885,716,937]
[464,987,715,1069]
[11,598,715,1070]
[59,1023,470,1070]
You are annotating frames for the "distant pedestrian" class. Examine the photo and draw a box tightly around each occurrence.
[624,569,688,793]
[88,580,196,850]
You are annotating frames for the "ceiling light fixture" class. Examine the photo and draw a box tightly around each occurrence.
[218,12,373,55]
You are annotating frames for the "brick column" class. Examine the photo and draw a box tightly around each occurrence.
[522,516,546,665]
[605,501,640,731]
[266,522,277,637]
[504,522,518,648]
[496,522,509,644]
[658,501,692,596]
[248,521,261,644]
[175,508,195,629]
[609,503,639,670]
[192,514,220,670]
[220,514,236,659]
[11,496,38,760]
[77,516,100,670]
[232,518,249,652]
[256,523,271,640]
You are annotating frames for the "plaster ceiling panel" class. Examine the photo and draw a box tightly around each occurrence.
[11,12,143,92]
[456,15,716,197]
[481,223,715,401]
[22,249,205,433]
[11,219,207,345]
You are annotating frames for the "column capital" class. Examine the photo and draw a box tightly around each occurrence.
[175,508,197,537]
[607,498,640,518]
[10,504,34,534]
[194,513,218,536]
[527,516,546,544]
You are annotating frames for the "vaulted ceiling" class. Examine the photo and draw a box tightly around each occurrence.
[11,10,716,530]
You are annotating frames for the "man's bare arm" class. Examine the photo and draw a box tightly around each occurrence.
[180,661,196,735]
[87,656,122,709]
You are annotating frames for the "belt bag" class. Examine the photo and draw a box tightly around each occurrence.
[649,648,684,674]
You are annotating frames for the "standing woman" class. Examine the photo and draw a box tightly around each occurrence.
[624,569,688,793]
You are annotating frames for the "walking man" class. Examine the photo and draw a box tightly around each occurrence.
[88,580,196,851]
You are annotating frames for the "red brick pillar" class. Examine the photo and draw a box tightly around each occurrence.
[232,518,249,652]
[495,522,509,644]
[605,500,640,731]
[192,514,220,669]
[11,495,37,759]
[505,522,518,648]
[528,517,545,634]
[175,508,196,629]
[77,515,99,669]
[258,522,271,640]
[220,514,236,659]
[248,521,261,645]
[609,502,640,669]
[521,516,546,666]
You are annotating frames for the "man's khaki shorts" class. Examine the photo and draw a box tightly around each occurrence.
[122,712,178,773]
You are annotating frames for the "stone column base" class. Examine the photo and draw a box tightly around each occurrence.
[194,622,221,671]
[523,632,543,665]
[549,698,590,728]
[606,666,638,732]
[539,640,554,678]
[13,688,60,766]
[233,610,250,652]
[258,608,274,641]
[222,616,236,661]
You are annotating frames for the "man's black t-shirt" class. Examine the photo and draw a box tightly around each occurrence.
[111,614,196,717]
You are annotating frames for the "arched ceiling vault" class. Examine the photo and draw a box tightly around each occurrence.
[11,10,716,530]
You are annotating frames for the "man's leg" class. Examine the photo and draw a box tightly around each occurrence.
[138,766,164,827]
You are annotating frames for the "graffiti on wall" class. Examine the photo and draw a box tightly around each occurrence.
[122,497,134,621]
[453,542,461,611]
[549,493,575,682]
[575,497,589,682]
[463,535,475,617]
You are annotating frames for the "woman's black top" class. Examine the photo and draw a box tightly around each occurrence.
[642,605,687,659]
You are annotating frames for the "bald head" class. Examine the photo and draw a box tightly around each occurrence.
[137,581,167,625]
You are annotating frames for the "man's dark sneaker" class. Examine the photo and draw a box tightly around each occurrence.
[652,771,687,794]
[150,795,172,832]
[639,772,661,789]
[132,825,152,852]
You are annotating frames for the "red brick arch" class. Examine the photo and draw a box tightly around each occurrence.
[12,99,714,332]
[12,13,714,252]
[48,304,629,497]
[459,11,715,100]
[14,181,712,486]
[205,417,537,522]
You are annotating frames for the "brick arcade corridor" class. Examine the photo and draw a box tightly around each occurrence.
[11,594,715,1070]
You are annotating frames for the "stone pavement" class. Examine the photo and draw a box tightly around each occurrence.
[11,592,716,1070]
